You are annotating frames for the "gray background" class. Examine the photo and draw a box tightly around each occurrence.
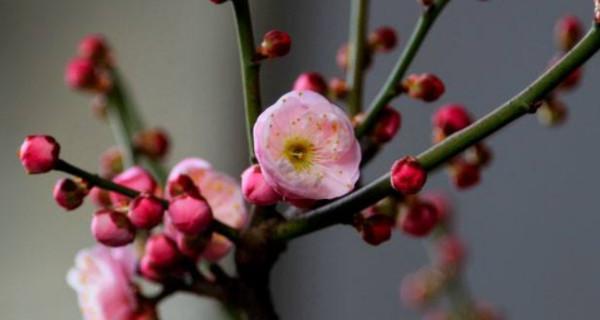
[1,0,599,319]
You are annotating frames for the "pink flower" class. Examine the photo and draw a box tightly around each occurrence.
[67,245,138,320]
[168,158,248,260]
[253,90,361,201]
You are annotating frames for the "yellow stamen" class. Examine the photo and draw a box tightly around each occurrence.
[282,136,314,172]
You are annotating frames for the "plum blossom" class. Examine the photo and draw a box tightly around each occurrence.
[168,158,248,261]
[66,245,138,320]
[253,90,361,200]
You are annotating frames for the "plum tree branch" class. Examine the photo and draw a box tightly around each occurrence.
[346,0,370,115]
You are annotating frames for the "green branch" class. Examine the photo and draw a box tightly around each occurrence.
[54,159,240,242]
[274,25,600,241]
[231,0,262,163]
[355,0,451,138]
[346,0,370,115]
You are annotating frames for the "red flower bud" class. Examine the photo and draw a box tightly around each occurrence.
[369,26,398,52]
[336,44,372,70]
[128,194,165,229]
[241,164,281,206]
[209,0,227,4]
[99,147,123,179]
[450,161,481,190]
[418,0,435,6]
[436,235,466,270]
[372,106,402,143]
[139,256,165,282]
[360,214,394,246]
[53,178,87,210]
[78,34,110,65]
[398,201,438,237]
[91,209,135,247]
[134,128,170,160]
[259,30,292,58]
[422,192,452,224]
[89,187,112,208]
[293,72,328,95]
[144,234,180,269]
[403,73,445,102]
[328,77,348,99]
[391,156,427,195]
[168,195,213,235]
[555,15,583,52]
[432,104,472,136]
[167,174,201,199]
[19,135,60,174]
[110,166,158,206]
[536,98,568,127]
[65,58,110,92]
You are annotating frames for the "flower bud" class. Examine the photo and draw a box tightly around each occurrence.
[110,166,158,206]
[209,0,227,4]
[19,135,60,174]
[144,234,180,269]
[435,235,466,270]
[65,58,110,92]
[549,55,583,91]
[53,178,87,210]
[418,0,435,6]
[328,77,348,100]
[336,44,372,70]
[400,268,444,309]
[241,164,281,206]
[91,209,135,247]
[78,34,110,65]
[372,106,401,143]
[259,30,292,58]
[402,73,445,102]
[555,15,582,52]
[293,72,328,95]
[89,187,112,208]
[360,214,394,246]
[168,195,213,235]
[464,144,492,167]
[167,174,201,199]
[432,104,472,136]
[450,160,481,190]
[391,156,427,195]
[422,192,452,224]
[175,232,209,259]
[99,147,123,178]
[202,234,233,262]
[134,128,170,160]
[139,256,165,282]
[398,201,438,237]
[596,1,600,24]
[91,95,108,120]
[536,99,568,127]
[369,26,398,52]
[128,194,165,229]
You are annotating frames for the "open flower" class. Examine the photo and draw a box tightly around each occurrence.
[254,90,361,200]
[66,245,138,320]
[168,158,248,261]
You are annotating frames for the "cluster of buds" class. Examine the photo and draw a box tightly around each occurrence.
[537,15,586,127]
[65,35,113,94]
[432,104,492,190]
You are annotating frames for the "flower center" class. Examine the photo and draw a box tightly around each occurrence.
[282,136,314,172]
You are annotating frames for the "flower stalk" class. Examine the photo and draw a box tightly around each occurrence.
[346,0,370,115]
[274,25,600,241]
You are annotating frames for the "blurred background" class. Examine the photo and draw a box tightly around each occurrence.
[2,0,600,319]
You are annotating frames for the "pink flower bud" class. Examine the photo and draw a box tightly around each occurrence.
[91,209,135,247]
[391,156,427,195]
[202,234,233,262]
[400,269,441,309]
[128,194,165,229]
[336,44,372,70]
[536,98,568,127]
[555,15,582,52]
[168,195,213,235]
[134,128,170,160]
[328,77,348,99]
[166,174,201,199]
[436,235,466,269]
[53,178,87,210]
[65,58,110,92]
[139,256,165,282]
[369,26,398,52]
[175,232,208,259]
[422,192,452,224]
[241,164,281,206]
[110,166,158,206]
[209,0,227,3]
[432,104,472,136]
[418,0,435,7]
[450,160,481,190]
[259,30,292,58]
[144,234,180,269]
[293,72,328,95]
[19,135,60,174]
[403,73,445,102]
[398,201,438,237]
[372,106,402,143]
[78,34,110,65]
[596,1,600,24]
[99,146,123,178]
[360,214,394,246]
[89,187,112,208]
